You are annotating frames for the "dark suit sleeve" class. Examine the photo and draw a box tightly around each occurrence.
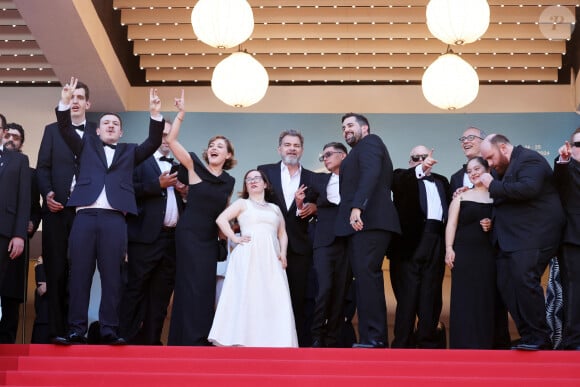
[29,168,42,237]
[489,152,550,200]
[14,155,31,240]
[36,124,54,197]
[354,137,391,211]
[133,161,163,199]
[56,108,83,156]
[134,118,164,166]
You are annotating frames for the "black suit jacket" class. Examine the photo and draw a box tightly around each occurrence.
[127,155,185,243]
[310,172,339,249]
[36,120,97,205]
[390,167,450,260]
[0,148,30,241]
[56,108,163,215]
[553,157,580,246]
[335,134,400,237]
[257,161,317,255]
[489,145,564,251]
[449,166,466,196]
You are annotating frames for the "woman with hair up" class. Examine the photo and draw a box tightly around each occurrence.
[209,169,297,347]
[445,156,509,349]
[165,91,236,346]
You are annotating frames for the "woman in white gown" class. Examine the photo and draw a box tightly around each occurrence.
[209,169,298,347]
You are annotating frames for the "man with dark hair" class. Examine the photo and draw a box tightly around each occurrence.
[36,80,97,341]
[53,78,163,345]
[0,122,41,343]
[0,117,31,323]
[297,141,348,347]
[335,113,400,348]
[480,134,565,350]
[553,127,580,350]
[258,129,318,347]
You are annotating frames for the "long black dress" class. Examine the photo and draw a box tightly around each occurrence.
[168,153,235,346]
[449,200,496,349]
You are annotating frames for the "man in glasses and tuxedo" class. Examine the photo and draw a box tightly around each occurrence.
[390,145,450,348]
[450,127,487,196]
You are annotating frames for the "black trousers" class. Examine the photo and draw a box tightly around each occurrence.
[390,229,445,348]
[497,246,557,347]
[41,207,76,338]
[68,209,127,338]
[348,230,392,345]
[285,249,313,347]
[311,237,349,347]
[120,229,176,344]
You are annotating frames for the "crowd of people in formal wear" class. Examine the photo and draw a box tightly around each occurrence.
[0,79,579,351]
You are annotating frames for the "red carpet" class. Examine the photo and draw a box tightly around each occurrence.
[1,344,580,386]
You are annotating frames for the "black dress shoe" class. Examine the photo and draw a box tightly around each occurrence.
[53,332,87,345]
[101,335,127,345]
[311,339,325,348]
[352,340,387,349]
[511,342,551,351]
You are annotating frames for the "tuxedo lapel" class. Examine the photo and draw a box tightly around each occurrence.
[0,149,13,179]
[270,163,287,214]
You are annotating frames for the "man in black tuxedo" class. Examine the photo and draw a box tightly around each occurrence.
[53,78,164,345]
[553,127,580,350]
[119,121,186,345]
[335,113,400,348]
[297,142,348,348]
[0,116,31,323]
[0,123,42,343]
[258,129,318,347]
[480,134,565,350]
[36,80,97,340]
[450,127,487,195]
[390,146,450,348]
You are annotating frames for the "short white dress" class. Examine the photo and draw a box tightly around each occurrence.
[208,199,298,347]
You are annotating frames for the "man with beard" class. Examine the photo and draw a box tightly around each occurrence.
[258,130,317,347]
[480,134,565,350]
[335,113,400,348]
[0,123,41,343]
[0,116,31,322]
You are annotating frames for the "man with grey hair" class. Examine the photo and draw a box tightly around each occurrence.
[258,130,318,347]
[480,134,565,350]
[450,127,487,195]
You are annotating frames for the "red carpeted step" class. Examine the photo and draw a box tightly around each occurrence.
[1,345,580,387]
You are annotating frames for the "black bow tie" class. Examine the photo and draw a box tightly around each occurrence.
[159,156,174,164]
[73,124,85,132]
[423,174,435,182]
[102,142,117,150]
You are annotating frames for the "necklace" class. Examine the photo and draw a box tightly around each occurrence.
[250,199,268,207]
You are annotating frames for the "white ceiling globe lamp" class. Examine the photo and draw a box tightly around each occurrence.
[191,0,254,49]
[211,51,269,108]
[426,0,490,45]
[422,51,480,110]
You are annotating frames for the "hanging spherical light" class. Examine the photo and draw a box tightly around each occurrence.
[421,53,479,110]
[426,0,490,45]
[191,0,254,49]
[211,52,269,108]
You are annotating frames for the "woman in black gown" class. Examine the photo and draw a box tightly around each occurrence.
[445,157,497,349]
[165,91,236,346]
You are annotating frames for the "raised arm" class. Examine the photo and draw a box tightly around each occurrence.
[134,88,164,165]
[56,77,83,156]
[165,89,200,185]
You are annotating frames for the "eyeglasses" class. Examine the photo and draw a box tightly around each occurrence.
[245,176,263,183]
[458,135,483,142]
[410,154,428,162]
[572,142,580,148]
[3,132,21,141]
[318,151,343,162]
